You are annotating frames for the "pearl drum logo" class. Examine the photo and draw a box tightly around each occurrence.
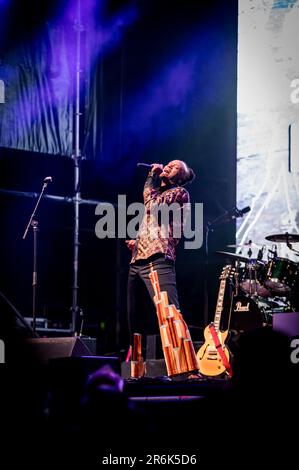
[234,301,250,312]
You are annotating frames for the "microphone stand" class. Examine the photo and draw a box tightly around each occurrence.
[204,207,237,324]
[286,234,299,256]
[23,178,51,336]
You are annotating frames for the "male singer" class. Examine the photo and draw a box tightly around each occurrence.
[126,159,197,377]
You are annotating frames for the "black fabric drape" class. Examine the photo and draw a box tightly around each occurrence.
[0,23,74,156]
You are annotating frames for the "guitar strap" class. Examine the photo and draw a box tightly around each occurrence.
[209,323,233,378]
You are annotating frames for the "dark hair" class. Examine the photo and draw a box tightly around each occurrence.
[178,165,196,186]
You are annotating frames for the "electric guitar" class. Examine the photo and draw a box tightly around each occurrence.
[197,265,233,377]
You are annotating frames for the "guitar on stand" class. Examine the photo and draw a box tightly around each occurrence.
[197,265,234,377]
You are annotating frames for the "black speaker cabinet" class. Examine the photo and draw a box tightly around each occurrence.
[25,336,96,363]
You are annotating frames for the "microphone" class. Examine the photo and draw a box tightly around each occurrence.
[235,206,251,218]
[43,176,53,183]
[211,205,251,226]
[137,163,152,169]
[137,163,164,176]
[227,206,251,221]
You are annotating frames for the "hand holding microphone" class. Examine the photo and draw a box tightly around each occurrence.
[151,163,164,175]
[137,162,164,175]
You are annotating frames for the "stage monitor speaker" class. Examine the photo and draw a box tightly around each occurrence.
[25,337,96,364]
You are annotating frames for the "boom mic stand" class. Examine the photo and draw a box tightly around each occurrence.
[286,234,299,256]
[204,206,240,324]
[22,176,52,336]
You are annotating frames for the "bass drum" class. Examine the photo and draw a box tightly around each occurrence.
[230,294,266,333]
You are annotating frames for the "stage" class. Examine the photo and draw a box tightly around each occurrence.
[1,0,299,466]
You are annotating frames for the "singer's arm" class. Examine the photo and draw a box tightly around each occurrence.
[143,164,163,203]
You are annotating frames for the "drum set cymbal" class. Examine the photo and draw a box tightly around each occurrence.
[214,250,249,263]
[226,242,259,249]
[216,232,299,263]
[265,232,299,256]
[265,233,299,243]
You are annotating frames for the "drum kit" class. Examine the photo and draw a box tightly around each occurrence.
[215,232,299,332]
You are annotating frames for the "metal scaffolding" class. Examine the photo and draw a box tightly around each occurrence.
[71,0,83,335]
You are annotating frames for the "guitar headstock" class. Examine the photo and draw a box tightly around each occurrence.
[219,264,235,280]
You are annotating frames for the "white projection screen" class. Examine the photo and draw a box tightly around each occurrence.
[237,0,299,262]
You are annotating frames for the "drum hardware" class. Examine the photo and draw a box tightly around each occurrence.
[246,240,253,259]
[214,251,249,263]
[266,232,299,256]
[227,242,259,249]
[267,244,278,260]
[258,296,292,311]
[216,251,298,300]
[239,259,270,298]
[234,239,254,259]
[233,269,240,296]
[285,235,299,257]
[257,244,266,261]
[257,297,293,324]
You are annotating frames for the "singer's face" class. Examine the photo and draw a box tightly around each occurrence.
[160,160,187,184]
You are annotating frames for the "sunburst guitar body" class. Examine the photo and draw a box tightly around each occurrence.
[197,265,233,377]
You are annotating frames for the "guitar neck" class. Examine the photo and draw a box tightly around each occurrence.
[213,279,226,333]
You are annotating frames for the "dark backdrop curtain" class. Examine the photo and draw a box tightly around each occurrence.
[0,22,74,156]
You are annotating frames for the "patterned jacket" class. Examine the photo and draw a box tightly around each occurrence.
[130,172,190,263]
